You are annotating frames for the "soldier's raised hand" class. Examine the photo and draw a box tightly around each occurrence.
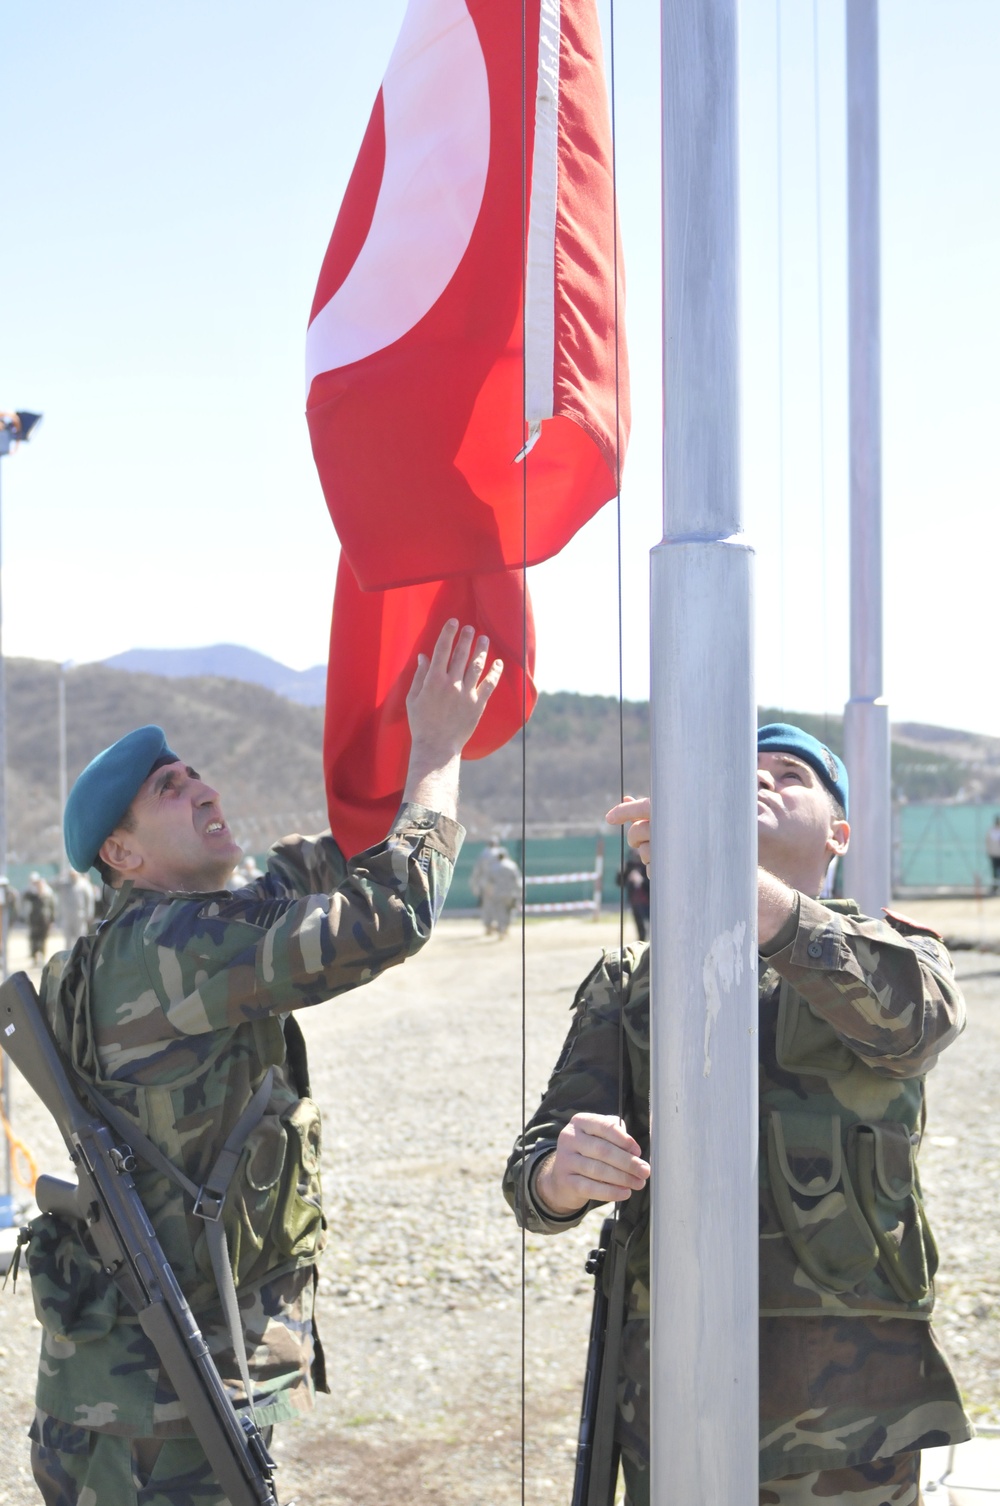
[402,620,503,818]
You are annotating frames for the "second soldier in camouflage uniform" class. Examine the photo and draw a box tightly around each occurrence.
[25,621,502,1506]
[503,725,971,1506]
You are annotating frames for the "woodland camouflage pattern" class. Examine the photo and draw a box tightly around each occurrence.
[503,897,972,1490]
[29,803,462,1444]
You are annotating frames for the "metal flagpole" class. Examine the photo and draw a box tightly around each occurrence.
[0,445,8,1216]
[0,410,42,1225]
[842,0,890,915]
[58,664,69,876]
[650,2,758,1501]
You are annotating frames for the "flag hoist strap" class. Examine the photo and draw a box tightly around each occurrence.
[87,1068,276,1425]
[587,1218,635,1506]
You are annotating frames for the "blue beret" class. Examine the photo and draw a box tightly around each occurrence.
[757,722,849,817]
[64,725,180,873]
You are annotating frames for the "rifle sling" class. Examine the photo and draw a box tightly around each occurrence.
[587,1218,633,1506]
[87,1068,275,1425]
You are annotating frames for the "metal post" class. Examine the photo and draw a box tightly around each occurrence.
[0,435,10,1208]
[651,2,757,1502]
[593,835,604,920]
[842,0,891,914]
[58,664,69,875]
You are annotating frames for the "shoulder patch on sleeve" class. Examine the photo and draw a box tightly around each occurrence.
[882,907,944,941]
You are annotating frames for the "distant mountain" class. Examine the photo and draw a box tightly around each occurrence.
[99,645,326,707]
[8,654,1000,867]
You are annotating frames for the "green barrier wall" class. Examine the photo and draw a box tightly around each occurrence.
[25,809,996,903]
[446,835,618,911]
[896,803,1000,890]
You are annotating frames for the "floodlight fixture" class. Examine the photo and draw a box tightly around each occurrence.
[14,411,42,441]
[0,411,43,453]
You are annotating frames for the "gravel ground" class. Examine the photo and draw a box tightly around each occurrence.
[0,901,997,1504]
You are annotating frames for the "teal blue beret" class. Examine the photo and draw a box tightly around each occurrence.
[64,725,180,873]
[757,722,849,816]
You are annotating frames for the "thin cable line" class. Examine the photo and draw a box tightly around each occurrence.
[609,0,627,1137]
[775,0,786,715]
[519,1,529,1500]
[812,0,831,744]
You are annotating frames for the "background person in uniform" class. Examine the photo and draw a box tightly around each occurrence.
[986,814,1000,895]
[21,872,56,964]
[504,724,970,1506]
[469,837,522,937]
[25,620,501,1506]
[55,869,97,947]
[616,847,650,940]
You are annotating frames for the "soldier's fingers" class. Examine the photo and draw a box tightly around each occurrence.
[445,622,477,679]
[405,654,430,705]
[473,658,503,703]
[428,619,460,675]
[573,1141,649,1185]
[571,1168,643,1202]
[462,634,490,691]
[606,796,650,827]
[570,1113,643,1156]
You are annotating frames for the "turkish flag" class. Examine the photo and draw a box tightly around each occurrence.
[307,0,628,590]
[308,0,627,852]
[324,557,536,859]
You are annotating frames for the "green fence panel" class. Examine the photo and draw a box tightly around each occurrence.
[447,835,616,911]
[896,804,1000,889]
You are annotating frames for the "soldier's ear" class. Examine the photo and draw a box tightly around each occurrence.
[99,831,143,878]
[826,819,850,859]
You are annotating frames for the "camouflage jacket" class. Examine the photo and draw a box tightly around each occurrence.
[502,897,971,1478]
[30,803,462,1439]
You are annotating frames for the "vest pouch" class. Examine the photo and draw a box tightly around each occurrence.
[24,1212,119,1342]
[223,1111,288,1285]
[766,1110,879,1293]
[848,1122,933,1303]
[274,1096,326,1260]
[775,980,854,1077]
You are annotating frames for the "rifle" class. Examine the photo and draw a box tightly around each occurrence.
[571,1216,625,1506]
[0,970,281,1506]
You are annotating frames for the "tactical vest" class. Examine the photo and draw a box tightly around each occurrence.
[606,912,938,1320]
[758,899,937,1318]
[30,925,326,1343]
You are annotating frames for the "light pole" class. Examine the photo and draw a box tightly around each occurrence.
[0,409,43,1226]
[58,662,70,877]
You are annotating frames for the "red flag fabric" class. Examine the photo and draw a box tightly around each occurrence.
[324,556,536,858]
[306,0,629,590]
[308,0,627,853]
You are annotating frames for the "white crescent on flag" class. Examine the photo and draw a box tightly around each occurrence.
[305,0,491,389]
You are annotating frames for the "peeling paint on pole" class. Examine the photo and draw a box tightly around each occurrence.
[702,921,747,1078]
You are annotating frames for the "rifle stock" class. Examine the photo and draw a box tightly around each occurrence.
[0,970,281,1506]
[572,1217,618,1506]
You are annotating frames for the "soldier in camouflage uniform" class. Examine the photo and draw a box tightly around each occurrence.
[503,724,971,1506]
[25,620,502,1506]
[469,841,523,936]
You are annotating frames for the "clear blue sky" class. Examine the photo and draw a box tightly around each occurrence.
[1,2,997,732]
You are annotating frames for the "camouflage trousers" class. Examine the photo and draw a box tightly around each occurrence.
[29,1411,273,1506]
[621,1448,920,1506]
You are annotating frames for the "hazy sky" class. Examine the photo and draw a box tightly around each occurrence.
[1,2,997,731]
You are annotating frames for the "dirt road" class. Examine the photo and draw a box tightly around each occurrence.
[0,905,996,1503]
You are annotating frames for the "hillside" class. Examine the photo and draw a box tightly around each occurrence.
[99,645,326,706]
[6,659,1000,865]
[5,660,328,865]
